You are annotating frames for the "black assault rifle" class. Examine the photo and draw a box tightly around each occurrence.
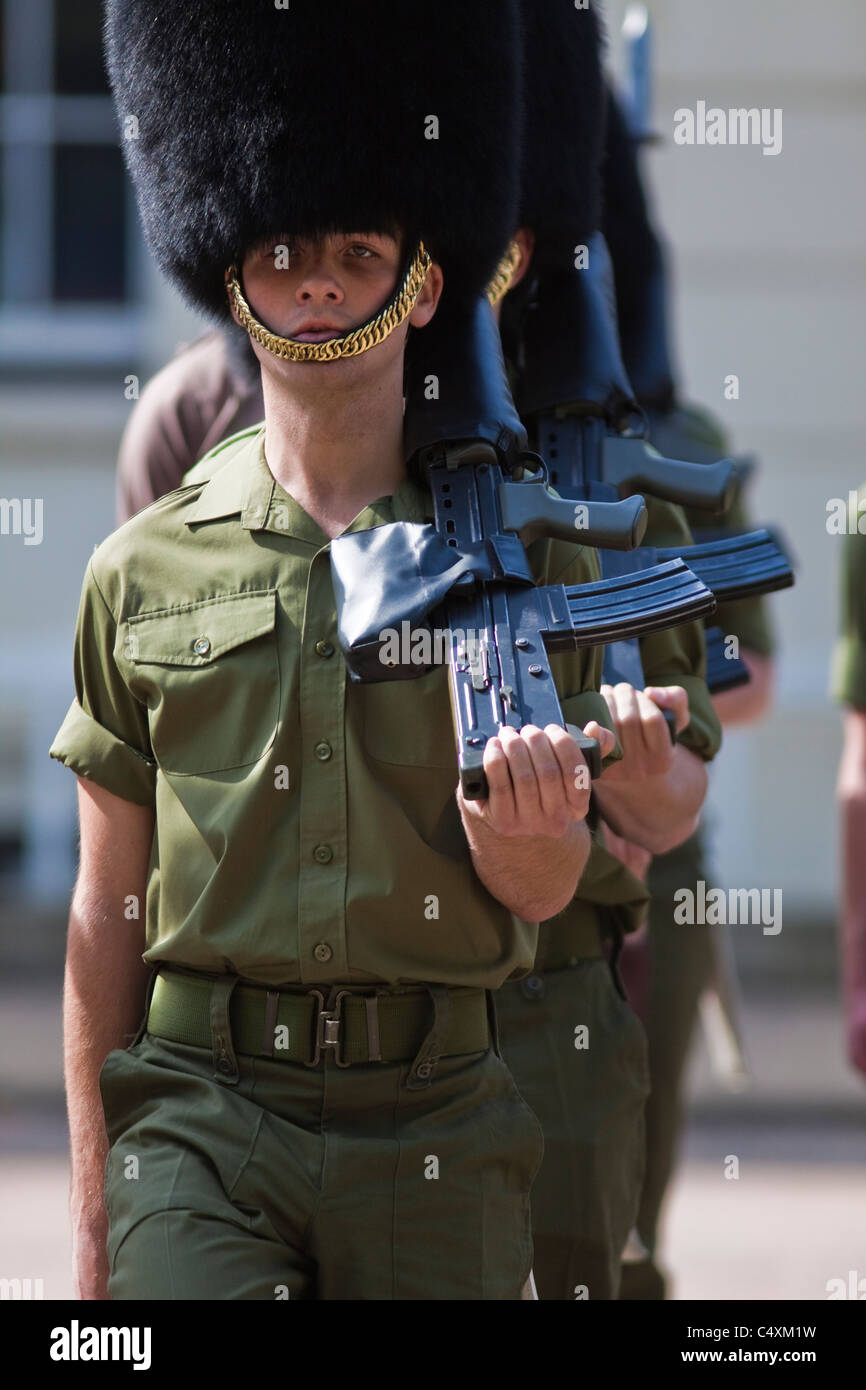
[331,297,716,797]
[514,235,793,722]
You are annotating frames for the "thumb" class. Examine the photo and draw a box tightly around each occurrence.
[644,685,690,735]
[582,719,617,759]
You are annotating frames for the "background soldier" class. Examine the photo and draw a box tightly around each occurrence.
[493,1,722,1301]
[599,86,778,1300]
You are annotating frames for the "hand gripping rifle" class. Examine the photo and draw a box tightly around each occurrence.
[514,235,793,719]
[330,295,716,798]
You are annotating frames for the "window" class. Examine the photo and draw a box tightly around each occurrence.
[0,0,144,365]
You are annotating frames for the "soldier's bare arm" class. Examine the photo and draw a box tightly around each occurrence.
[64,777,154,1300]
[592,683,708,857]
[457,721,615,921]
[837,708,866,1077]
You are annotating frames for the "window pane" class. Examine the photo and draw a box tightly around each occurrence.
[54,0,109,95]
[52,144,126,301]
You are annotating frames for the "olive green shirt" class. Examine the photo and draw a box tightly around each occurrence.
[51,426,613,989]
[832,481,866,711]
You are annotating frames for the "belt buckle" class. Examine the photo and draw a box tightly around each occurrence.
[304,989,350,1067]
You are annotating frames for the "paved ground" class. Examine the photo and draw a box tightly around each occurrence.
[2,979,864,1301]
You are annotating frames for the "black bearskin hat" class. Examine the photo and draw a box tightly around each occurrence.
[516,0,606,267]
[105,0,522,320]
[600,87,661,330]
[600,85,676,405]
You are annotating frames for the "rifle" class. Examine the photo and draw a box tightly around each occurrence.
[331,296,716,798]
[515,235,793,737]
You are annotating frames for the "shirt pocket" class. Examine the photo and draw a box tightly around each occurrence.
[119,590,279,775]
[361,662,458,769]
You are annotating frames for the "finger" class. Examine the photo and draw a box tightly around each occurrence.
[610,682,642,758]
[645,684,690,735]
[523,725,569,822]
[480,735,516,828]
[634,687,676,763]
[545,724,591,816]
[499,725,542,822]
[582,719,617,760]
[600,683,617,721]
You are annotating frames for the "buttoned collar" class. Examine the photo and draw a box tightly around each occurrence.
[184,424,433,546]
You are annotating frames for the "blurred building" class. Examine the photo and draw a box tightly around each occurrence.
[1,0,863,979]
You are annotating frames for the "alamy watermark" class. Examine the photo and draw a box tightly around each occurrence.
[673,880,782,935]
[0,497,42,545]
[674,101,782,157]
[826,491,866,535]
[379,622,486,669]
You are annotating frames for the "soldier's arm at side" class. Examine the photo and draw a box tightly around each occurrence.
[65,777,154,1300]
[837,709,866,1077]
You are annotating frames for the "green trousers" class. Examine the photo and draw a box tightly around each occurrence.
[498,957,650,1300]
[99,1026,543,1300]
[619,831,716,1301]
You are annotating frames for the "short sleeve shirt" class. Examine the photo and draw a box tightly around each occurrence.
[832,482,866,710]
[51,426,612,989]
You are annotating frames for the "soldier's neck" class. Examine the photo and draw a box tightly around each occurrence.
[261,364,406,540]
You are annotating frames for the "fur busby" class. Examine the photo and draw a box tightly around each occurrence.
[516,0,606,268]
[600,87,660,326]
[600,86,676,404]
[105,0,521,319]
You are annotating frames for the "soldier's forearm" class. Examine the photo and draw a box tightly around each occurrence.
[63,900,150,1218]
[463,815,592,922]
[593,746,707,856]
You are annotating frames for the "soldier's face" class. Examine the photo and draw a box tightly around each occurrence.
[240,230,405,343]
[235,229,442,389]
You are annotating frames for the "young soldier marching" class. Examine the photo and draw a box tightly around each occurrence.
[104,0,725,1301]
[50,0,616,1300]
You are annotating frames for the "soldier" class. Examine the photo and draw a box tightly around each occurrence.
[489,3,723,1301]
[107,0,722,1302]
[599,88,778,1300]
[50,0,616,1300]
[833,481,866,1080]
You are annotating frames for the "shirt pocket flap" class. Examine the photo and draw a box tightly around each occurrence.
[125,590,276,666]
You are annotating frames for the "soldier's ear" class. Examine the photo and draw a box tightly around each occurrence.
[510,229,536,289]
[408,263,444,330]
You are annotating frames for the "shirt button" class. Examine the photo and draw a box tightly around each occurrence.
[313,942,333,963]
[314,741,332,761]
[315,640,335,658]
[520,973,546,1001]
[193,636,211,657]
[313,844,333,864]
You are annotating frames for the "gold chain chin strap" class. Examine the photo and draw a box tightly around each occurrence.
[224,242,432,362]
[485,238,523,306]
